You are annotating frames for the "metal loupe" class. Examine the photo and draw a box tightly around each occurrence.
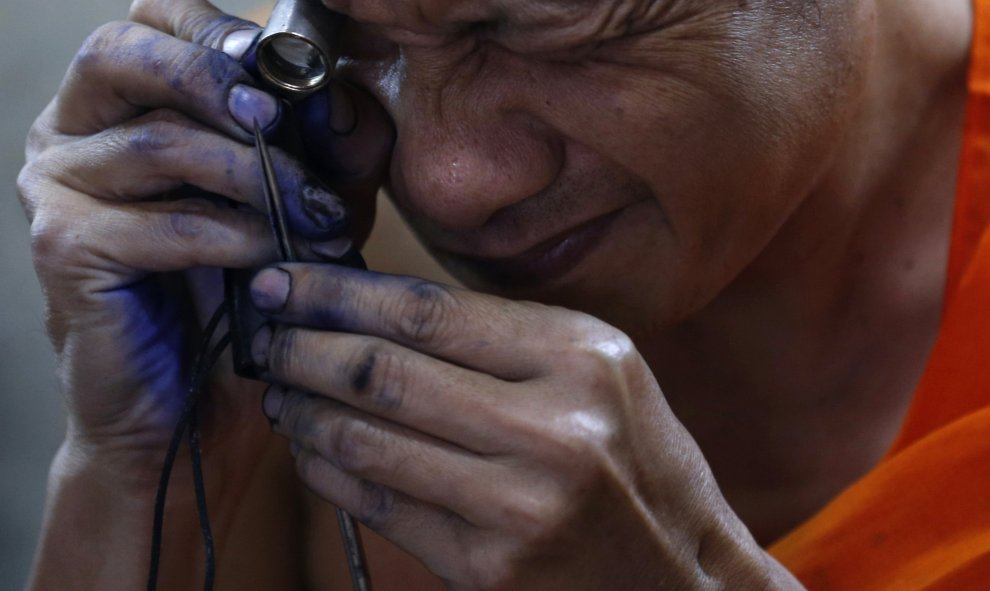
[256,0,345,97]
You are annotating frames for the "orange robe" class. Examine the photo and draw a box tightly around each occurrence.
[768,2,990,587]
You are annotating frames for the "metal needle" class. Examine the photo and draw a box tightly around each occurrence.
[253,120,374,591]
[254,119,297,263]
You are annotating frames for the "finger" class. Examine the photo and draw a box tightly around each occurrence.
[51,21,270,140]
[42,109,350,240]
[268,386,500,523]
[290,440,473,583]
[28,192,278,289]
[255,326,517,451]
[129,0,254,49]
[249,265,553,379]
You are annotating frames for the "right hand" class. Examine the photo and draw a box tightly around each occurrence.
[15,0,394,488]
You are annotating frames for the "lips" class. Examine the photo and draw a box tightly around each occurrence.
[439,209,623,288]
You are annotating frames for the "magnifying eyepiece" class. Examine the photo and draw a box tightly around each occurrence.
[257,0,345,98]
[258,33,329,94]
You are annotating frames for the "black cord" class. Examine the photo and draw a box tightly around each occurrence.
[188,331,231,591]
[147,304,229,591]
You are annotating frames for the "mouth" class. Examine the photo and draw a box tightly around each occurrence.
[439,209,624,289]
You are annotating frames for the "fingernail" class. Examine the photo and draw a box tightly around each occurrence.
[220,28,260,62]
[302,183,347,231]
[310,237,353,260]
[228,84,280,132]
[329,83,357,135]
[251,267,291,314]
[251,324,272,369]
[263,385,284,423]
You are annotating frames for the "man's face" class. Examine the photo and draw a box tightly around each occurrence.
[333,0,869,331]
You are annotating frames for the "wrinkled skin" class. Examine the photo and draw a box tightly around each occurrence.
[340,0,863,326]
[17,0,971,589]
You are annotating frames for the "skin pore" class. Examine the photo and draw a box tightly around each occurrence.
[324,0,972,545]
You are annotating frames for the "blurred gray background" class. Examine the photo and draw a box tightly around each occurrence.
[0,1,455,587]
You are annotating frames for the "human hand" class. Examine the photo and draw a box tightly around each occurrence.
[15,0,393,488]
[251,264,799,590]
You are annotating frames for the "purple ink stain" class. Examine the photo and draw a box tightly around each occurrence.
[103,275,194,429]
[261,156,349,240]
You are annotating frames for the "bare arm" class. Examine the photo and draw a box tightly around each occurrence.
[27,439,302,590]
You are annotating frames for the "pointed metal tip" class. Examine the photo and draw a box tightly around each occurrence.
[252,118,267,148]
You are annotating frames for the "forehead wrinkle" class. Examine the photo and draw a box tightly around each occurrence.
[326,0,502,33]
[488,0,656,52]
[329,0,653,37]
[333,0,689,53]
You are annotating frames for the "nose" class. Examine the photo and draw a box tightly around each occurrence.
[388,54,563,231]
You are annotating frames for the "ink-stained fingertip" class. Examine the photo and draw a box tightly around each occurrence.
[228,84,281,135]
[301,182,349,232]
[250,267,291,314]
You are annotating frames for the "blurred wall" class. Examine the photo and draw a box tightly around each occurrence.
[0,1,451,587]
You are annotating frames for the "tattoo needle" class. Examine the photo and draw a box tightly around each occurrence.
[253,119,374,591]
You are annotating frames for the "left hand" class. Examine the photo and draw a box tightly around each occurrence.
[249,263,797,590]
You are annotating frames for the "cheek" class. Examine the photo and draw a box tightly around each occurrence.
[526,0,869,273]
[539,63,806,270]
[510,46,851,325]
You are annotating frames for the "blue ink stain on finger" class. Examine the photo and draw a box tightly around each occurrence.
[101,274,201,429]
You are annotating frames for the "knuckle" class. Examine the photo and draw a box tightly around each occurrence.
[107,112,206,190]
[28,208,79,267]
[355,479,395,529]
[73,21,135,75]
[129,0,245,50]
[542,411,620,486]
[128,0,152,20]
[498,487,570,548]
[26,109,58,158]
[565,321,640,381]
[162,42,236,91]
[347,343,405,412]
[564,400,622,447]
[278,390,312,438]
[267,327,301,378]
[123,112,190,155]
[127,0,156,21]
[161,199,217,242]
[390,280,457,344]
[15,161,44,222]
[325,417,378,475]
[184,12,248,49]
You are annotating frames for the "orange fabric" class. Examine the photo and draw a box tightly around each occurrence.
[768,2,990,587]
